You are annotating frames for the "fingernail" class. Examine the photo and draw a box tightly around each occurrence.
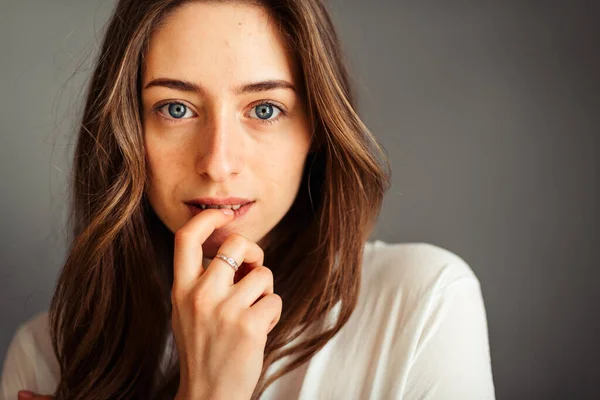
[221,209,234,216]
[19,391,35,398]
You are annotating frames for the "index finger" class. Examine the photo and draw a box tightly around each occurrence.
[173,208,234,291]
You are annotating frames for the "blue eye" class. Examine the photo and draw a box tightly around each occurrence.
[168,103,187,118]
[156,102,195,120]
[254,104,274,119]
[249,102,283,123]
[154,101,285,125]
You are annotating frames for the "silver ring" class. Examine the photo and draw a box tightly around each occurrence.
[214,253,239,272]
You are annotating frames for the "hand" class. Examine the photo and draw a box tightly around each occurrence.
[17,390,54,400]
[171,209,282,400]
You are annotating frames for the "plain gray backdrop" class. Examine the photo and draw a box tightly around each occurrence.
[1,1,599,399]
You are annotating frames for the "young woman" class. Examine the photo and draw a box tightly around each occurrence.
[1,0,496,399]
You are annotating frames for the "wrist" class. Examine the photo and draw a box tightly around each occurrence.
[175,386,222,400]
[176,380,249,400]
[176,389,247,400]
[175,385,206,400]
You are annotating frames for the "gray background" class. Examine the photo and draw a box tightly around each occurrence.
[1,1,598,399]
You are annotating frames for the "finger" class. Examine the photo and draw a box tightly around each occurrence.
[246,293,283,335]
[205,233,264,287]
[173,208,234,291]
[228,265,274,308]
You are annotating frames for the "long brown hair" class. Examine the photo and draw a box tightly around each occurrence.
[49,0,391,398]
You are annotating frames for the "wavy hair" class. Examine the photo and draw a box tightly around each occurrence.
[49,0,391,398]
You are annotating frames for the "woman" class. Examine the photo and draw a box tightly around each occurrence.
[1,0,496,399]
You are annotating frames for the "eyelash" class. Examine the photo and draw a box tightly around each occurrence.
[152,100,287,126]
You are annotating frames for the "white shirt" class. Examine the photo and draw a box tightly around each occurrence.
[1,240,496,399]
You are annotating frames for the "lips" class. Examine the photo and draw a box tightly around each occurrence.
[187,201,254,219]
[186,197,253,206]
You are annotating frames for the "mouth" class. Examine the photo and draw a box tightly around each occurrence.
[186,201,255,219]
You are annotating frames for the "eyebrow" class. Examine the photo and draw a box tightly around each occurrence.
[143,78,296,95]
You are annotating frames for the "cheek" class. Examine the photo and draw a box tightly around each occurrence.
[273,154,303,182]
[145,135,187,198]
[262,138,309,196]
[144,118,191,169]
[146,142,167,187]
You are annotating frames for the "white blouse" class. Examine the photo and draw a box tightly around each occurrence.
[1,241,496,399]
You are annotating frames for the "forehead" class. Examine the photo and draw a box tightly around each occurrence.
[143,2,298,91]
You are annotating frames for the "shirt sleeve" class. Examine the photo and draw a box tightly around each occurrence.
[401,273,496,399]
[1,324,40,400]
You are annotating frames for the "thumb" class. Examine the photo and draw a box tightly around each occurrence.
[18,390,54,399]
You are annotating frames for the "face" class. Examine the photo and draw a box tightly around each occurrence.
[141,2,311,258]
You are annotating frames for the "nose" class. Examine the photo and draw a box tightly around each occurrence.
[195,106,244,182]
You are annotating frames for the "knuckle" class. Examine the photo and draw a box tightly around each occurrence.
[189,287,210,314]
[191,293,203,311]
[224,232,248,247]
[263,293,283,318]
[238,313,261,338]
[170,283,188,306]
[170,288,180,306]
[271,292,282,304]
[171,280,186,295]
[174,228,192,246]
[255,265,274,282]
[270,293,283,311]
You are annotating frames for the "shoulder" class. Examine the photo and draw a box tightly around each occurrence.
[21,311,52,341]
[4,311,54,364]
[1,311,60,397]
[357,241,495,398]
[361,240,481,301]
